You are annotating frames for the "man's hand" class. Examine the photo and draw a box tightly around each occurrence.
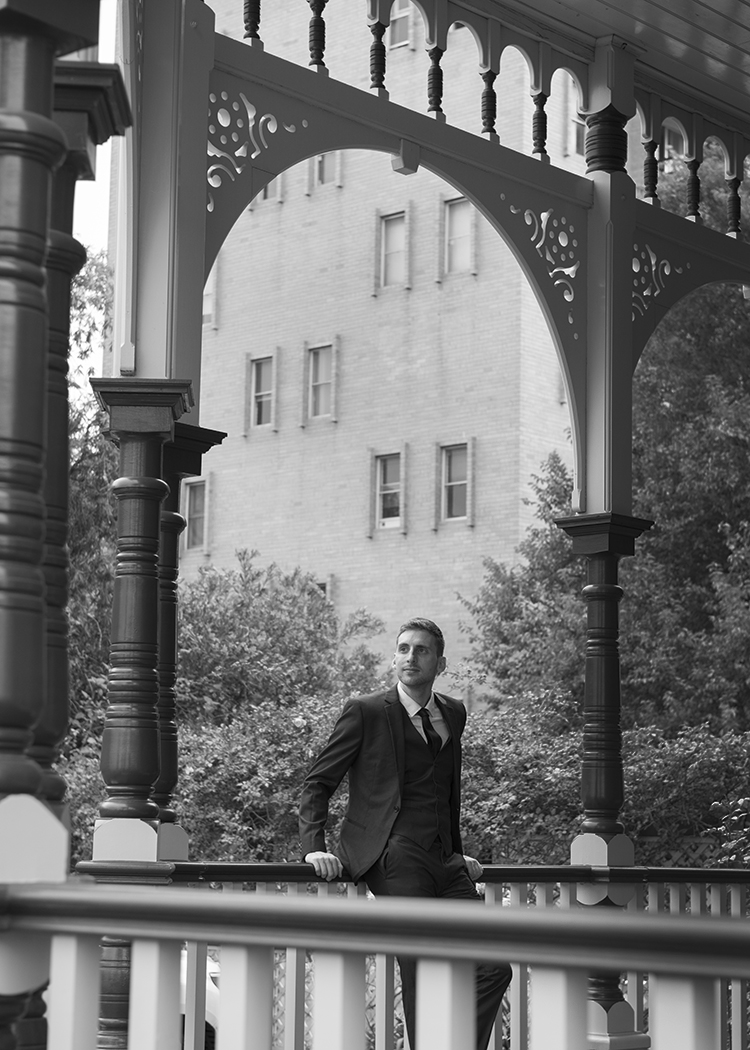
[305,851,344,881]
[463,855,484,882]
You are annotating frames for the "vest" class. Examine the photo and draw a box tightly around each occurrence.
[390,703,455,856]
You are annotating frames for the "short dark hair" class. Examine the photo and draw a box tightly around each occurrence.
[396,618,445,659]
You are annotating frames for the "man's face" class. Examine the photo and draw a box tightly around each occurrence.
[392,629,446,691]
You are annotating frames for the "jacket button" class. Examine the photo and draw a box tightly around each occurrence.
[394,805,400,812]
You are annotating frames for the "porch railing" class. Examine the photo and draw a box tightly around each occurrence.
[72,861,750,1050]
[6,876,750,1050]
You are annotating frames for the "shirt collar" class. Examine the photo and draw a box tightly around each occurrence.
[397,681,438,716]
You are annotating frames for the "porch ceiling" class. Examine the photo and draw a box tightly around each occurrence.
[481,0,750,124]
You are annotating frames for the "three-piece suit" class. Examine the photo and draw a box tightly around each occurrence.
[299,685,511,1050]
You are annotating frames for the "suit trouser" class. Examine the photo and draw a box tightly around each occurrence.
[363,834,512,1050]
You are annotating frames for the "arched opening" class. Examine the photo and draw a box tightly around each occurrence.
[194,130,573,681]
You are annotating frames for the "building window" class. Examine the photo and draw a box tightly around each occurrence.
[573,117,585,156]
[377,454,401,528]
[381,212,406,287]
[261,177,279,201]
[252,356,273,426]
[184,480,207,550]
[445,198,472,274]
[202,261,218,328]
[316,153,336,185]
[309,344,333,417]
[443,445,467,519]
[389,0,410,47]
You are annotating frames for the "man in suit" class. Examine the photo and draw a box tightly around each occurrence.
[299,617,511,1050]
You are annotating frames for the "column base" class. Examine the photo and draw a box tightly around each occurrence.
[92,818,190,861]
[571,834,634,905]
[0,795,68,882]
[589,1001,651,1050]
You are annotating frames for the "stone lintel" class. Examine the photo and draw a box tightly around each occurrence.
[0,1,99,56]
[54,61,132,145]
[91,378,194,437]
[164,422,227,479]
[555,512,654,557]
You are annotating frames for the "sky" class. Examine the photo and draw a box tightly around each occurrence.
[71,0,117,254]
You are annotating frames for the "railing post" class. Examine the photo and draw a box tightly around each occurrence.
[89,378,192,862]
[649,976,718,1050]
[556,513,653,1050]
[416,959,474,1050]
[154,423,225,860]
[529,968,588,1050]
[312,951,366,1050]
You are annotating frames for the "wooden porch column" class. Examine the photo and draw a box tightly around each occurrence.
[0,4,98,1046]
[89,378,192,863]
[154,422,225,859]
[557,512,652,1050]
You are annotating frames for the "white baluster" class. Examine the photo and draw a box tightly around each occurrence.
[730,885,748,1050]
[284,884,307,1050]
[375,953,395,1050]
[183,941,207,1050]
[47,934,101,1050]
[128,938,182,1050]
[217,945,274,1050]
[626,886,646,1031]
[416,958,474,1050]
[312,951,365,1050]
[529,967,587,1050]
[650,975,718,1050]
[510,883,529,1050]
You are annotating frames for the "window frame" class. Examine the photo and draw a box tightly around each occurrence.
[434,439,475,528]
[244,351,278,434]
[388,0,411,48]
[182,476,210,553]
[442,197,475,277]
[301,338,339,425]
[368,444,408,536]
[375,206,412,292]
[306,152,343,194]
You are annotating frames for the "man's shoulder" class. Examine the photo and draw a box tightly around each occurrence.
[345,687,396,710]
[435,691,465,710]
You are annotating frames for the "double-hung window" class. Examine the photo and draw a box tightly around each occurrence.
[381,212,406,287]
[184,479,207,551]
[389,0,410,47]
[443,444,468,519]
[377,454,401,528]
[309,344,333,418]
[252,357,273,426]
[444,198,472,274]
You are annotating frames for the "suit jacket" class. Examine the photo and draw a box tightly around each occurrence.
[299,685,467,881]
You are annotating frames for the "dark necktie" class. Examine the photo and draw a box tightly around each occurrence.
[417,707,441,759]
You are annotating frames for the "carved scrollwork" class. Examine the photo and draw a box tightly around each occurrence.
[507,198,581,339]
[206,89,308,212]
[632,243,686,318]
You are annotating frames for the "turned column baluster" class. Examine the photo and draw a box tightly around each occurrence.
[643,139,659,204]
[726,176,742,238]
[308,0,328,70]
[427,47,444,119]
[686,159,702,223]
[90,380,192,829]
[243,0,261,41]
[152,423,225,830]
[369,21,387,96]
[585,104,628,174]
[532,92,549,161]
[481,70,498,140]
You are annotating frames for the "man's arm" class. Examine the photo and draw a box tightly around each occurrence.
[299,699,364,879]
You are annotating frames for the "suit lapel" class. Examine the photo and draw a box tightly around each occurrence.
[434,692,462,782]
[384,686,405,799]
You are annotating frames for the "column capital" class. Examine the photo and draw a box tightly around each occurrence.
[0,1,99,57]
[54,61,131,181]
[91,378,194,438]
[163,422,227,479]
[555,512,654,556]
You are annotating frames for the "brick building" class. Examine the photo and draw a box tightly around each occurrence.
[181,1,588,677]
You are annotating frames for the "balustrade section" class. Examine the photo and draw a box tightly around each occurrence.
[72,861,750,1050]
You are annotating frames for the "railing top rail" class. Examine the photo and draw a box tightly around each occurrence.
[76,860,750,886]
[5,881,750,978]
